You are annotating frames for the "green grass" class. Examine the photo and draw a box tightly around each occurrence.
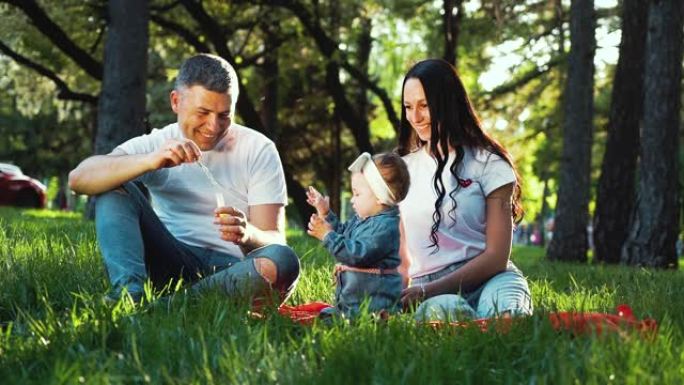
[0,207,683,384]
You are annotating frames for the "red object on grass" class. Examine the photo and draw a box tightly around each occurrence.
[545,304,657,337]
[278,302,333,325]
[277,302,658,337]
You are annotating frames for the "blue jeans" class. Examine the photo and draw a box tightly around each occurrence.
[334,271,402,317]
[411,260,533,321]
[95,182,300,302]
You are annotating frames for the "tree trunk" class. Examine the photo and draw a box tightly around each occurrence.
[330,115,342,216]
[258,19,313,228]
[593,0,649,264]
[260,23,279,142]
[442,0,464,68]
[285,170,313,227]
[95,0,148,155]
[538,174,549,247]
[622,0,683,269]
[324,61,373,154]
[86,0,148,219]
[327,1,343,217]
[547,0,595,263]
[355,16,372,135]
[554,0,565,54]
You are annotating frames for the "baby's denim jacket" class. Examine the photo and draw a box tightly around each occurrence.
[322,206,402,317]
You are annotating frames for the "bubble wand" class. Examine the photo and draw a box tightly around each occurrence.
[196,160,226,215]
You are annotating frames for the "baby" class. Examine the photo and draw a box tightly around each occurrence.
[307,152,410,318]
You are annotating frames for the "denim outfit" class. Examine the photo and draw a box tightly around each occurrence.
[411,260,532,321]
[95,182,299,302]
[322,207,402,317]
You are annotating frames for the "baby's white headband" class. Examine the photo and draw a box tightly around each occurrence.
[348,152,397,206]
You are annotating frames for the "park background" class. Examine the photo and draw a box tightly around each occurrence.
[1,0,683,383]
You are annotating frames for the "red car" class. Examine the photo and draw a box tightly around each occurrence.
[0,163,47,208]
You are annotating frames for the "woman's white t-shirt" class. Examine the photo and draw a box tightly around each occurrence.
[399,146,516,279]
[115,123,287,258]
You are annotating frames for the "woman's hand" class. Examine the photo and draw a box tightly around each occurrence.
[306,186,330,217]
[306,213,332,241]
[400,284,427,309]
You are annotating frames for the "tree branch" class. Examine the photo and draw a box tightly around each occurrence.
[234,15,261,59]
[1,0,103,80]
[0,40,98,104]
[265,0,400,133]
[235,31,296,69]
[150,0,181,13]
[326,62,373,153]
[482,55,564,102]
[88,26,106,55]
[149,13,212,53]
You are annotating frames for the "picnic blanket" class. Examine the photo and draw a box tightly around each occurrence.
[277,303,658,337]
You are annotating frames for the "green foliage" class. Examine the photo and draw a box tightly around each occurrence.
[0,92,92,179]
[44,176,60,205]
[0,208,683,384]
[0,0,557,193]
[3,0,683,240]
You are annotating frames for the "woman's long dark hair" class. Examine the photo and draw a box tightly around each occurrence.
[397,59,523,252]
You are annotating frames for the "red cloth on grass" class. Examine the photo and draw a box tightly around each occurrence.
[278,303,658,337]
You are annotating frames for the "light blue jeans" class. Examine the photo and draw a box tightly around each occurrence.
[95,182,300,302]
[411,260,533,321]
[333,270,403,318]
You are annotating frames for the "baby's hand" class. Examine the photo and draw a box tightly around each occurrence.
[306,186,330,216]
[307,213,332,241]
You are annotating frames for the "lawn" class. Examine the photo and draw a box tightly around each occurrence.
[0,207,682,384]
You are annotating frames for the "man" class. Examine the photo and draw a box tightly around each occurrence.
[69,54,299,304]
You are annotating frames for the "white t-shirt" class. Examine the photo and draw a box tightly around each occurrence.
[399,146,516,279]
[115,123,287,258]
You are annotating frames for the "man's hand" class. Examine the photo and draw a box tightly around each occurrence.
[306,213,332,241]
[147,138,202,170]
[306,186,330,217]
[215,206,253,245]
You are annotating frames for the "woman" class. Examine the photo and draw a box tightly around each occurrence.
[397,59,532,321]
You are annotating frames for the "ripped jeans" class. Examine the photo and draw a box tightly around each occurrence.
[95,182,300,302]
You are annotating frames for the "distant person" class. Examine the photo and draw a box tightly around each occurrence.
[306,152,410,318]
[531,226,541,246]
[69,54,299,304]
[53,186,68,210]
[397,59,533,321]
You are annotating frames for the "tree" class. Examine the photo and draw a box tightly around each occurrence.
[622,0,684,268]
[0,0,396,223]
[442,0,464,67]
[593,0,649,264]
[96,0,149,155]
[547,0,595,262]
[0,0,104,209]
[1,0,622,233]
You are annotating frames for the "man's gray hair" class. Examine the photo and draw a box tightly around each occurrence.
[175,54,239,97]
